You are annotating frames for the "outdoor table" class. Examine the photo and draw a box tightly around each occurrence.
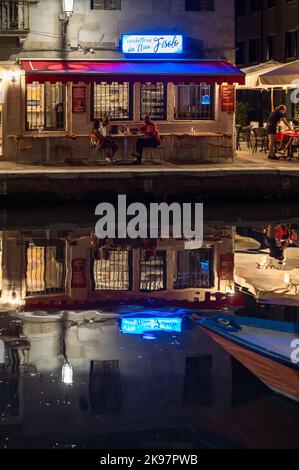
[9,131,226,164]
[8,132,70,164]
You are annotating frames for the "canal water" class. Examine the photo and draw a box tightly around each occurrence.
[0,202,299,449]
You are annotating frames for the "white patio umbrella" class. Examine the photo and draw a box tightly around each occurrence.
[259,59,299,86]
[240,60,283,88]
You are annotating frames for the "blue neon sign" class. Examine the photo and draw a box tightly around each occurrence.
[121,35,184,55]
[121,317,182,335]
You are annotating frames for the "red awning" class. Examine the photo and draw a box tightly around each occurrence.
[21,59,245,85]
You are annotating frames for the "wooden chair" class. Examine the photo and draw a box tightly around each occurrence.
[205,133,234,163]
[252,127,268,154]
[142,138,165,164]
[55,133,77,163]
[14,135,33,163]
[89,134,109,164]
[236,125,252,151]
[171,135,197,161]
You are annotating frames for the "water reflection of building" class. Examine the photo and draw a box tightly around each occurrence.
[235,231,299,314]
[0,226,235,308]
[0,311,232,445]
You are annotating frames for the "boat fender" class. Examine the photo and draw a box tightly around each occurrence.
[215,315,242,332]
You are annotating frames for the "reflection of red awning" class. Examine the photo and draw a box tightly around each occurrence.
[21,59,245,85]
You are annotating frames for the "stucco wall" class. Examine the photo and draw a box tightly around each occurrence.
[0,0,235,62]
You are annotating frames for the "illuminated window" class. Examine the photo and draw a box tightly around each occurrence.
[91,82,132,121]
[91,0,122,9]
[175,84,214,120]
[92,249,132,291]
[140,251,166,292]
[26,82,66,131]
[174,249,214,289]
[141,83,166,120]
[26,242,66,295]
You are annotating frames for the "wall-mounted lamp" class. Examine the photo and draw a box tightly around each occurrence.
[60,0,75,22]
[11,290,21,307]
[60,0,75,49]
[225,283,235,296]
[6,70,20,83]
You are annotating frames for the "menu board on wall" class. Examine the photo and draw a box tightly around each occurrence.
[72,85,86,113]
[221,85,235,113]
[220,254,235,280]
[71,259,87,288]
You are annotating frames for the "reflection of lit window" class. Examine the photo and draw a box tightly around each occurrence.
[89,360,122,415]
[92,82,131,121]
[92,249,132,291]
[26,242,66,295]
[26,82,66,131]
[174,249,214,289]
[184,356,213,406]
[91,0,122,9]
[140,251,166,292]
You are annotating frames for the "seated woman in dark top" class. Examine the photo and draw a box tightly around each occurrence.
[266,105,292,160]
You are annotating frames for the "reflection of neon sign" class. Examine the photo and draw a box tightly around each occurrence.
[121,317,182,334]
[121,35,184,55]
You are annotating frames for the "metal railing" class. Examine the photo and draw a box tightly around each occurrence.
[0,1,29,32]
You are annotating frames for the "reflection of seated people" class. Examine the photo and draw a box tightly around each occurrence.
[92,117,119,164]
[132,115,161,165]
[264,225,288,261]
[237,225,289,261]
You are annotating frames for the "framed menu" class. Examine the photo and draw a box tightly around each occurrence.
[220,254,235,280]
[221,85,235,113]
[72,85,86,113]
[71,259,87,288]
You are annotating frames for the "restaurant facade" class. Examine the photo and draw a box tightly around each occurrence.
[0,0,244,162]
[0,224,236,309]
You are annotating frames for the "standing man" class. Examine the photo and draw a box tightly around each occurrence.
[266,105,292,160]
[132,115,161,164]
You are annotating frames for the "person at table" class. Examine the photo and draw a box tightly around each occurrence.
[132,115,161,164]
[266,105,292,160]
[92,117,118,164]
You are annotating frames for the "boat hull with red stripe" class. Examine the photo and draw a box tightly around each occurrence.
[199,314,299,403]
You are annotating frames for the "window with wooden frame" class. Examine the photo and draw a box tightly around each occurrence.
[174,83,214,120]
[141,82,166,120]
[185,0,215,11]
[91,82,132,121]
[91,0,122,9]
[91,249,132,291]
[140,251,166,292]
[26,241,66,295]
[26,82,66,131]
[174,249,214,289]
